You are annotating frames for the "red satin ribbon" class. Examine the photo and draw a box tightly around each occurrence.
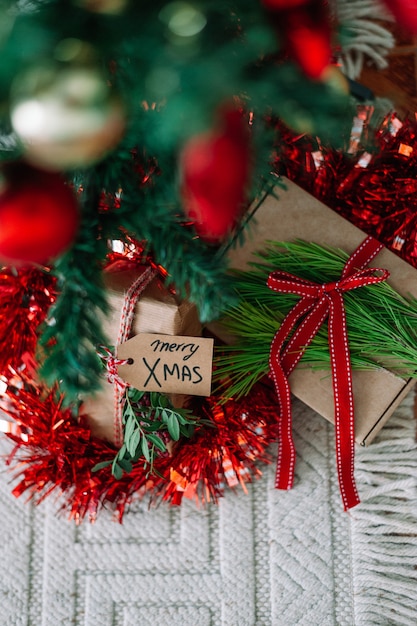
[267,236,389,510]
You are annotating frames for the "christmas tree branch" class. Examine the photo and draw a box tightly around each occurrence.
[38,182,109,401]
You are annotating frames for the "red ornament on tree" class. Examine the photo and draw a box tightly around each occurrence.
[285,5,332,79]
[262,0,332,79]
[180,105,252,242]
[381,0,417,34]
[0,163,79,265]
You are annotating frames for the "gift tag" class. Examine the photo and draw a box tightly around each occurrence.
[117,333,214,396]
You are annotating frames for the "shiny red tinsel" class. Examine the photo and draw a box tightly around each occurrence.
[1,372,278,522]
[155,386,279,506]
[0,266,56,375]
[274,110,417,267]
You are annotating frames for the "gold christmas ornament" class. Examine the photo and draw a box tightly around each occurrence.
[10,61,126,170]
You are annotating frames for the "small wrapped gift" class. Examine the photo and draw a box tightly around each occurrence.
[102,262,202,340]
[213,178,417,509]
[83,260,203,444]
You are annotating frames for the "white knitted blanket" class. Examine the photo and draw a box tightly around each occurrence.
[1,394,416,626]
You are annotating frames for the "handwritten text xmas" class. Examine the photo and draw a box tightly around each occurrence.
[143,339,202,387]
[117,333,213,396]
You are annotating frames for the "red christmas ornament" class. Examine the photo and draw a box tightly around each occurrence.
[263,0,332,79]
[0,163,79,265]
[381,0,417,34]
[285,5,332,79]
[180,106,252,241]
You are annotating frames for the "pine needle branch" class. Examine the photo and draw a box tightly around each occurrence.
[215,240,417,399]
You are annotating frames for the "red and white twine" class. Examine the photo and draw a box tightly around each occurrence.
[98,266,157,447]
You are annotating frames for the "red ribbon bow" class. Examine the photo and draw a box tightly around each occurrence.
[267,236,389,510]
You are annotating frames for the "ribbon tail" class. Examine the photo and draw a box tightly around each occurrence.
[268,300,312,490]
[270,334,296,490]
[270,298,329,491]
[329,294,361,511]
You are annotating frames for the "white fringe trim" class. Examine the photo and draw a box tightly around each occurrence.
[351,392,417,625]
[335,0,396,79]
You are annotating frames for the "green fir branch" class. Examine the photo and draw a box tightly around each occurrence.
[215,240,417,399]
[38,184,110,402]
[84,140,242,322]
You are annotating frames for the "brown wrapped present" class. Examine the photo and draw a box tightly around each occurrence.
[83,263,202,444]
[213,178,417,447]
[103,263,202,341]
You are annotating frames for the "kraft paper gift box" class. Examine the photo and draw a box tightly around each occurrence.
[102,263,202,340]
[83,263,202,443]
[213,177,417,446]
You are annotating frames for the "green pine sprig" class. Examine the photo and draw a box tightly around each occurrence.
[215,240,417,399]
[93,388,200,480]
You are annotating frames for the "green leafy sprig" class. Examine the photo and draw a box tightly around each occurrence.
[215,240,417,399]
[94,388,200,479]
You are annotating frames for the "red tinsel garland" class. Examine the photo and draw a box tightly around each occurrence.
[0,249,278,523]
[1,370,278,522]
[0,266,56,374]
[155,388,278,506]
[274,110,417,268]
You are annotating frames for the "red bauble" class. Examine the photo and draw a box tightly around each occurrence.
[263,0,332,79]
[0,163,79,264]
[285,6,332,79]
[180,106,251,241]
[381,0,417,34]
